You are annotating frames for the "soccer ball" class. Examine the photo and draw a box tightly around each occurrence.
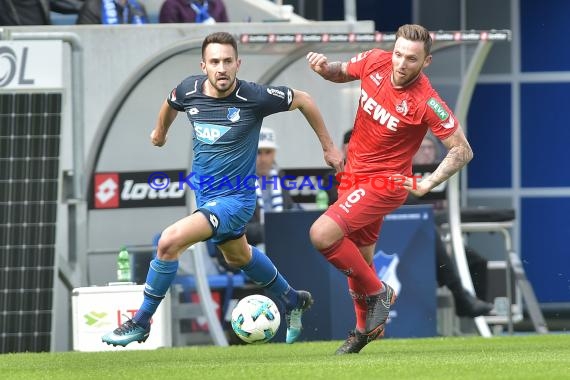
[231,294,280,344]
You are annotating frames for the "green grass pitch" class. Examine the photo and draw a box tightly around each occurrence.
[1,335,569,379]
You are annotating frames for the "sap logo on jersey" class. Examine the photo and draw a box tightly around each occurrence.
[194,122,231,144]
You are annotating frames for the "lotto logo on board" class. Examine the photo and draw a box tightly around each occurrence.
[90,170,186,209]
[94,173,119,209]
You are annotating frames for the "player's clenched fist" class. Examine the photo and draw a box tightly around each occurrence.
[150,129,167,147]
[306,52,329,75]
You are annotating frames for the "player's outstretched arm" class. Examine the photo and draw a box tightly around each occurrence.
[306,52,356,83]
[289,89,344,172]
[150,99,178,147]
[406,128,473,197]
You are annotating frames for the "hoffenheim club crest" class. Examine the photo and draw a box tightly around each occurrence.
[373,249,402,296]
[227,107,240,122]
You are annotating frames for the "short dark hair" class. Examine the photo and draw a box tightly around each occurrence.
[201,32,238,59]
[395,24,432,56]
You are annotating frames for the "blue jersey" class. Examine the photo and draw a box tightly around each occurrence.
[167,76,293,203]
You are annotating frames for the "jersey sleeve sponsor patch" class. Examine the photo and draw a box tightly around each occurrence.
[266,87,285,99]
[427,97,449,121]
[426,96,458,137]
[265,86,293,108]
[256,83,292,116]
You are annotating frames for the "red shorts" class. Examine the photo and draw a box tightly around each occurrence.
[325,180,408,246]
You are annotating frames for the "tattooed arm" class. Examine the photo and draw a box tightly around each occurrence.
[306,52,358,83]
[404,127,473,197]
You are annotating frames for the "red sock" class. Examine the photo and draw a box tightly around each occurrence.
[348,261,378,332]
[320,237,382,295]
[348,285,367,332]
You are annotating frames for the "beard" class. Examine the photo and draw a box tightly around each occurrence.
[392,68,422,88]
[211,75,235,94]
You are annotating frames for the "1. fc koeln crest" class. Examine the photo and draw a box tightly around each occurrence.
[227,107,241,122]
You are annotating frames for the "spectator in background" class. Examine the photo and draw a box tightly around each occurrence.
[246,127,301,248]
[0,0,83,25]
[408,133,493,318]
[0,0,51,25]
[76,0,148,24]
[159,0,228,24]
[52,0,84,14]
[413,133,443,165]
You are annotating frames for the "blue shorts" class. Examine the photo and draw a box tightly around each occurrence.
[197,194,256,244]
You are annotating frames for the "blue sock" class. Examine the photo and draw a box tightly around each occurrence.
[133,258,178,328]
[240,246,298,310]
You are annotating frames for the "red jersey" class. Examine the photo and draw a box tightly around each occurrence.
[345,49,458,177]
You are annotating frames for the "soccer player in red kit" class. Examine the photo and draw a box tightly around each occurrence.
[306,24,473,354]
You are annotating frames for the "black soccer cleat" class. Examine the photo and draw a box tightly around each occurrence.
[335,328,386,355]
[364,281,397,338]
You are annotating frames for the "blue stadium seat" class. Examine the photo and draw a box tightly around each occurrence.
[50,12,77,25]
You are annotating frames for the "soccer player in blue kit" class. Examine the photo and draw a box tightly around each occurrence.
[102,32,344,347]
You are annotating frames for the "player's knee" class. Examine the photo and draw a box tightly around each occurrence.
[156,227,183,260]
[217,242,250,268]
[310,223,333,251]
[223,251,248,268]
